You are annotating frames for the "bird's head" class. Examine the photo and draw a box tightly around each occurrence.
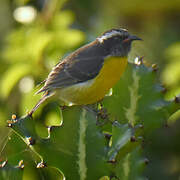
[97,28,142,57]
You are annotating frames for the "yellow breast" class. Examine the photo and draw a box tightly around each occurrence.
[57,56,127,105]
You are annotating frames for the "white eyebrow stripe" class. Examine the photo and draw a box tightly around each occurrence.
[97,29,127,43]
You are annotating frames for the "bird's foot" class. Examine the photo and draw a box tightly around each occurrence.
[83,103,110,126]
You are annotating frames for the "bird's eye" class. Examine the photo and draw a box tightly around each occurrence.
[123,36,130,43]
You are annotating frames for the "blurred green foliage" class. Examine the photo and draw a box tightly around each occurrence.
[162,43,180,98]
[0,0,85,124]
[0,0,180,179]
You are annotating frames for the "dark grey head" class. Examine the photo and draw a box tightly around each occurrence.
[97,28,142,57]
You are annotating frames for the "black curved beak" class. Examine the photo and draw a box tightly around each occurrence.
[123,35,142,43]
[129,35,142,41]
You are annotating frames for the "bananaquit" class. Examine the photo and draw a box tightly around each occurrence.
[29,28,141,115]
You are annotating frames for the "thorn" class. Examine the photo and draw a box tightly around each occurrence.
[0,160,7,168]
[36,161,46,168]
[139,124,144,128]
[108,159,116,164]
[18,160,24,169]
[104,133,112,140]
[130,136,136,142]
[152,64,158,72]
[112,120,119,126]
[7,115,18,127]
[134,56,144,65]
[174,96,180,103]
[60,105,67,110]
[139,56,144,64]
[164,123,169,128]
[12,114,17,120]
[7,119,17,124]
[135,124,144,129]
[144,158,149,165]
[27,111,33,118]
[7,121,13,127]
[97,108,109,119]
[161,87,167,94]
[142,138,145,144]
[26,137,35,145]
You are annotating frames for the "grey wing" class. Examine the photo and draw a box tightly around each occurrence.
[36,56,104,94]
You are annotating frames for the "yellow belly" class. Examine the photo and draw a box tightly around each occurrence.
[56,56,127,105]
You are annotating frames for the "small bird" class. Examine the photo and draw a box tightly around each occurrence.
[29,28,141,116]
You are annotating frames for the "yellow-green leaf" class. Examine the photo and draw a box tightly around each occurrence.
[1,64,31,98]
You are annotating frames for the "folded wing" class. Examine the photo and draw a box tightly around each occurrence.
[39,54,108,94]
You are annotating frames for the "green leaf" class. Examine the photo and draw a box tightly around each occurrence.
[162,42,180,98]
[82,109,109,180]
[1,64,31,98]
[3,60,180,180]
[36,166,65,180]
[0,162,23,180]
[4,28,51,64]
[108,122,133,162]
[32,107,109,179]
[115,147,146,180]
[9,115,37,141]
[44,103,63,127]
[52,11,75,29]
[34,107,82,180]
[104,63,177,133]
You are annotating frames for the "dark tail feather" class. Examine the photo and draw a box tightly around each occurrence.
[35,79,46,88]
[34,79,47,94]
[28,91,55,116]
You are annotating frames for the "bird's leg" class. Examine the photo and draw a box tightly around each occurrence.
[83,104,98,115]
[96,102,109,119]
[83,103,110,126]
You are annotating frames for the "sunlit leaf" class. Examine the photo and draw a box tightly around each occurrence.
[4,28,51,64]
[45,104,63,127]
[1,64,31,98]
[52,11,75,29]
